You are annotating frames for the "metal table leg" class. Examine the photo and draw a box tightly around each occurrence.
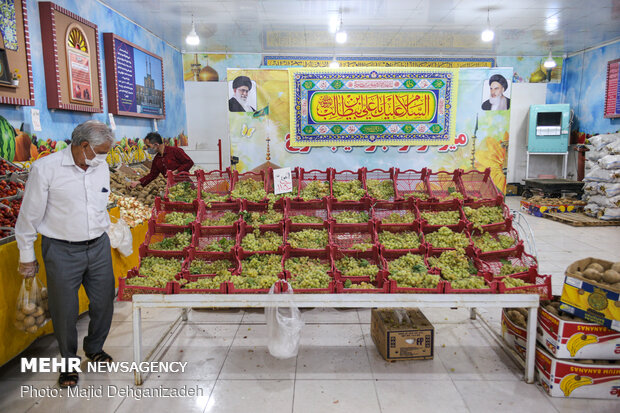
[133,304,142,386]
[525,306,538,383]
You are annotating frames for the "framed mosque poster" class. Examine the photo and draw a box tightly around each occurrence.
[39,2,103,112]
[103,33,165,119]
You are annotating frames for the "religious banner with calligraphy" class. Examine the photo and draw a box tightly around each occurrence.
[263,56,494,69]
[289,67,458,147]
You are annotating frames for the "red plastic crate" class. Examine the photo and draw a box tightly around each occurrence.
[164,170,200,203]
[376,224,425,255]
[479,244,538,279]
[463,201,513,232]
[197,168,233,203]
[329,198,373,231]
[197,200,241,229]
[118,268,177,301]
[459,168,503,207]
[152,197,199,230]
[240,201,285,232]
[284,221,331,253]
[141,221,193,257]
[192,222,238,256]
[238,222,285,254]
[332,247,384,283]
[336,270,390,293]
[330,168,367,205]
[285,198,329,231]
[470,225,523,259]
[426,248,491,279]
[231,170,268,204]
[381,250,442,293]
[364,168,397,201]
[443,272,497,294]
[426,169,465,201]
[497,271,552,300]
[298,168,331,201]
[421,221,471,253]
[278,279,337,294]
[329,221,376,253]
[175,275,229,294]
[417,200,469,232]
[393,168,430,201]
[182,248,238,280]
[230,251,287,294]
[371,200,418,231]
[281,248,335,294]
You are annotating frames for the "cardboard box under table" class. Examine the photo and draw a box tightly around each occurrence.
[371,308,434,361]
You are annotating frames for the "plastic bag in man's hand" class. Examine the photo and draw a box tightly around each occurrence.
[265,282,304,359]
[108,218,133,257]
[14,276,50,334]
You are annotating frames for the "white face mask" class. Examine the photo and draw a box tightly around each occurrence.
[83,144,107,167]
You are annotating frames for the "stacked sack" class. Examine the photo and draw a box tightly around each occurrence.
[583,133,620,220]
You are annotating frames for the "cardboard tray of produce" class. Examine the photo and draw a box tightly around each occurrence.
[560,258,620,332]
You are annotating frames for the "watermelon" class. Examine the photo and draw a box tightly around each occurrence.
[55,141,68,151]
[0,115,16,161]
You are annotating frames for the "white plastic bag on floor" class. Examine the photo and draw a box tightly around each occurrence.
[265,282,304,359]
[108,218,133,257]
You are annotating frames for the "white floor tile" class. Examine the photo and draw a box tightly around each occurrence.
[204,380,293,413]
[166,323,238,348]
[296,346,372,379]
[293,380,380,413]
[115,380,213,413]
[187,308,245,323]
[546,391,620,412]
[299,324,365,347]
[219,347,296,380]
[454,379,556,413]
[157,345,229,380]
[0,379,43,412]
[300,308,360,324]
[375,380,469,412]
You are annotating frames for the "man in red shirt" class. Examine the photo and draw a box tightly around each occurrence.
[129,132,194,188]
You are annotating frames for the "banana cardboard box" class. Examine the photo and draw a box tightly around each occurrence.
[560,258,620,333]
[538,304,620,359]
[535,346,620,399]
[501,309,527,361]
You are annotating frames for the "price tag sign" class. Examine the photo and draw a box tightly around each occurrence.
[31,109,42,132]
[108,113,116,130]
[273,167,293,195]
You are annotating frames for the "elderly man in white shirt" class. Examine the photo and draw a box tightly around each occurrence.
[15,120,115,388]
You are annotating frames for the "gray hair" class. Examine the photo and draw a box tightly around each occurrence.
[71,120,115,147]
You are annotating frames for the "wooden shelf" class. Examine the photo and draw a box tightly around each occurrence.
[0,83,18,89]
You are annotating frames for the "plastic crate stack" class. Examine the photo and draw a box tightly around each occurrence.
[582,133,620,220]
[118,167,551,300]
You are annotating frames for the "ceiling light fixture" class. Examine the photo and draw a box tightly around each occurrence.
[335,11,347,44]
[543,51,557,69]
[329,57,340,68]
[481,8,494,42]
[185,16,199,46]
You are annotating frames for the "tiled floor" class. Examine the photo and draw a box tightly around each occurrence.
[1,197,619,412]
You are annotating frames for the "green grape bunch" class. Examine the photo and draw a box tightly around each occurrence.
[201,192,229,203]
[150,231,192,251]
[498,261,529,277]
[267,187,299,205]
[387,253,439,288]
[286,256,331,289]
[503,277,532,288]
[240,254,282,278]
[464,206,505,227]
[201,211,239,226]
[403,191,429,200]
[424,226,469,249]
[472,232,515,252]
[189,259,233,277]
[378,231,420,249]
[200,237,235,252]
[428,249,477,281]
[131,256,183,287]
[164,211,196,226]
[241,209,283,226]
[366,179,395,200]
[289,214,324,224]
[332,180,366,201]
[343,280,375,289]
[231,179,267,202]
[333,210,369,223]
[420,210,460,226]
[168,181,197,203]
[300,180,330,200]
[450,276,489,290]
[241,229,282,251]
[380,211,416,223]
[288,229,328,249]
[182,274,231,290]
[335,256,379,280]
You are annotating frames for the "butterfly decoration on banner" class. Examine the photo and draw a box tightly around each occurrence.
[241,124,256,138]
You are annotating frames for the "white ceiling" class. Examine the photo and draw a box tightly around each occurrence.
[99,0,620,56]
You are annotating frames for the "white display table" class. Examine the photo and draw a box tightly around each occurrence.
[131,294,539,385]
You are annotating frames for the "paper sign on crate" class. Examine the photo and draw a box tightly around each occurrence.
[273,167,293,195]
